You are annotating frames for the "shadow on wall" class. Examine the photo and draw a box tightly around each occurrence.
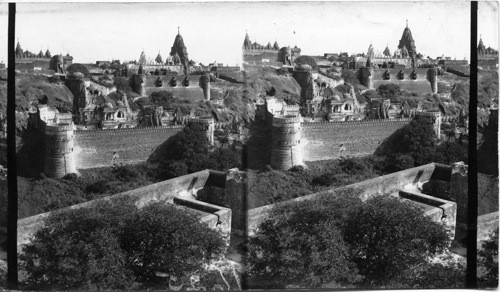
[374,116,435,158]
[246,118,272,170]
[147,132,179,164]
[17,123,46,177]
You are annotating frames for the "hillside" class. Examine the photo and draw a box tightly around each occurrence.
[0,74,75,167]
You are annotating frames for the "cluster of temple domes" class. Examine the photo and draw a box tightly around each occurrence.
[243,32,280,50]
[364,21,418,59]
[15,40,52,59]
[135,28,191,67]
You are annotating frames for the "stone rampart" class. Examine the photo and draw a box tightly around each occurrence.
[72,120,230,169]
[73,126,184,169]
[300,119,411,161]
[246,163,444,235]
[17,170,213,247]
[371,68,430,81]
[144,74,200,88]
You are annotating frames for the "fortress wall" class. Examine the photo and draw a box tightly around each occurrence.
[73,126,184,169]
[243,51,279,63]
[17,170,214,248]
[373,80,431,94]
[145,87,205,100]
[371,68,429,81]
[144,74,200,88]
[301,119,410,161]
[247,163,438,235]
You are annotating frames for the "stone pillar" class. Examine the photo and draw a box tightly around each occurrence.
[450,162,468,224]
[199,73,211,101]
[225,168,247,234]
[428,68,438,94]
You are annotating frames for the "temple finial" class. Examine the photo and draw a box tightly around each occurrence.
[406,19,408,28]
[178,26,180,34]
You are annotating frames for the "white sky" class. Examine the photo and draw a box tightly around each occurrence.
[0,1,498,66]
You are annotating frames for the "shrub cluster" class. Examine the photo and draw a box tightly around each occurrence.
[247,194,451,289]
[20,200,226,290]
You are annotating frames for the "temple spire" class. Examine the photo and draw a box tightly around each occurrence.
[178,26,180,35]
[406,19,408,28]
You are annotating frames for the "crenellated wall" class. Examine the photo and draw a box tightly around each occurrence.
[300,119,411,161]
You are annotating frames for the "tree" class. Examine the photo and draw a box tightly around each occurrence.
[20,199,226,290]
[383,153,415,173]
[343,195,450,282]
[247,194,451,288]
[158,160,188,180]
[341,70,359,85]
[375,116,438,166]
[377,84,402,102]
[478,229,499,287]
[385,260,466,289]
[247,195,364,288]
[113,77,133,93]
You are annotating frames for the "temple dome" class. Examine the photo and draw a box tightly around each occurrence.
[398,21,417,57]
[243,33,252,49]
[170,28,189,65]
[478,36,486,54]
[383,44,391,57]
[273,41,280,50]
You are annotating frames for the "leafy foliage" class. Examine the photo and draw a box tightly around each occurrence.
[247,194,450,288]
[12,163,160,219]
[478,229,499,287]
[247,169,313,208]
[341,70,359,85]
[375,116,438,166]
[247,195,363,288]
[377,83,402,102]
[385,260,466,289]
[154,122,242,180]
[20,200,225,290]
[343,195,450,281]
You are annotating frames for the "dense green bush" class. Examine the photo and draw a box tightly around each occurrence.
[385,260,466,289]
[247,194,450,288]
[247,194,363,288]
[478,229,499,287]
[155,122,242,178]
[341,70,359,85]
[158,160,189,180]
[247,169,313,208]
[343,196,450,281]
[375,116,438,166]
[377,84,402,102]
[20,200,225,290]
